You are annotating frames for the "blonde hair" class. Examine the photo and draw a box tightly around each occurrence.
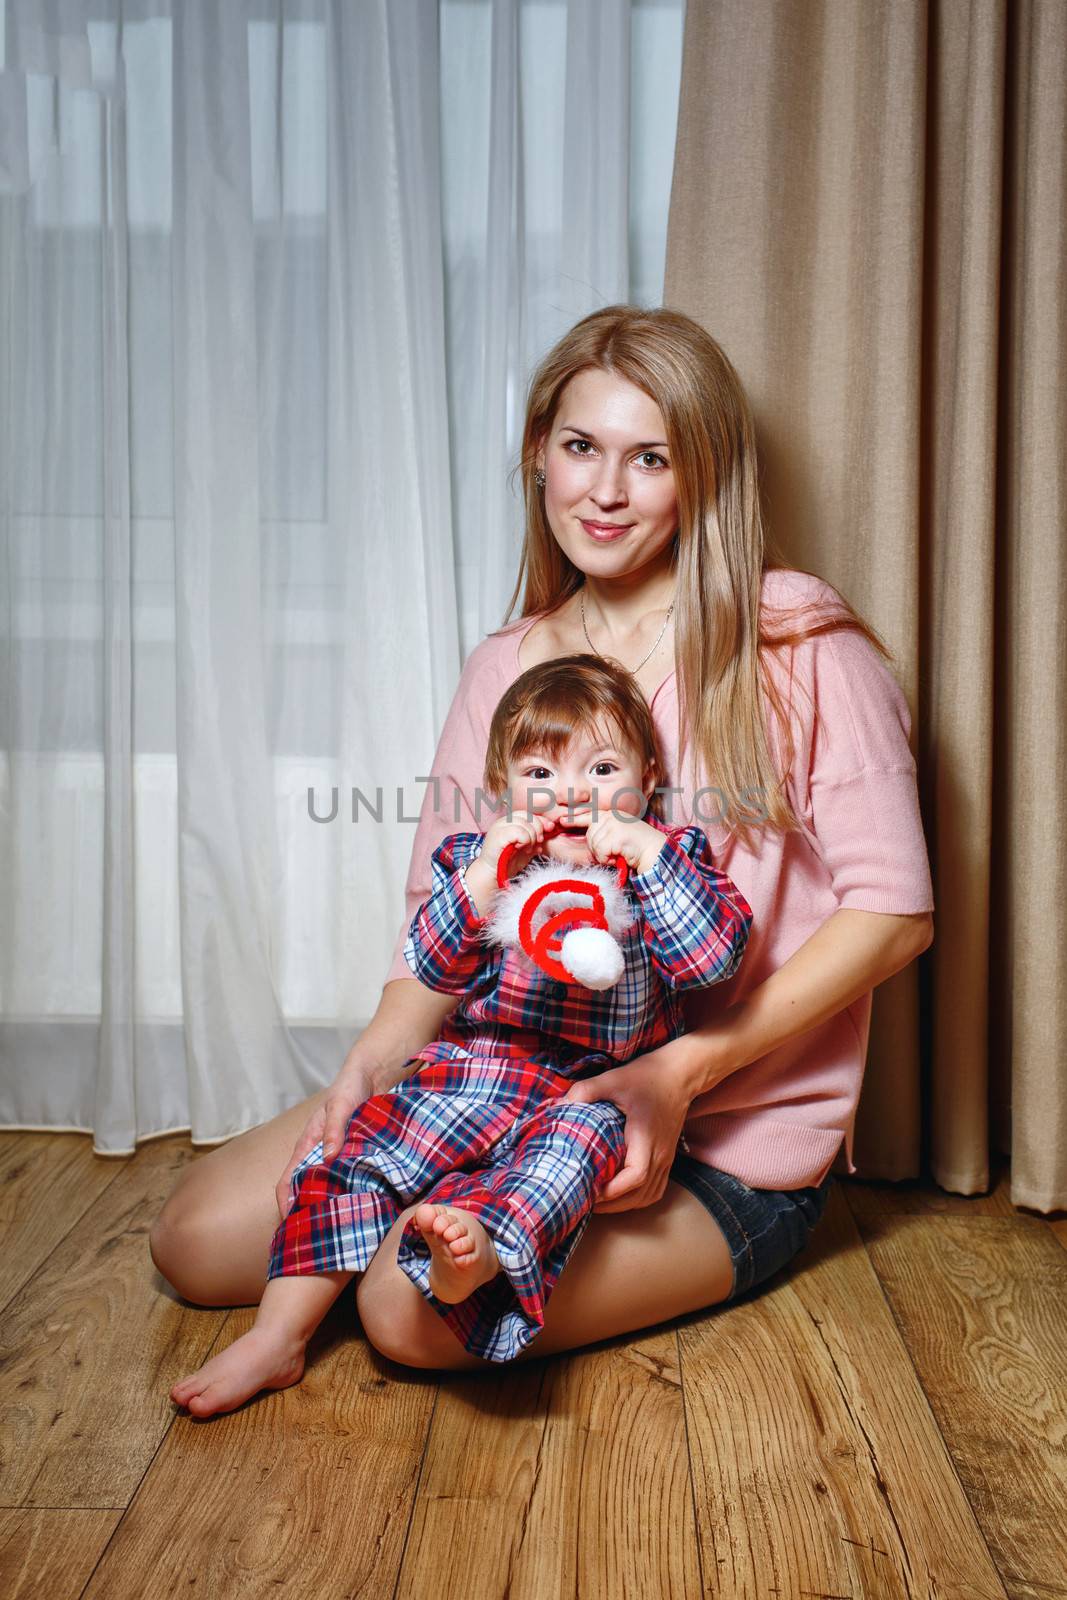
[495,304,891,851]
[484,654,668,824]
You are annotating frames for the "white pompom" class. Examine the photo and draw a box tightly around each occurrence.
[560,926,625,990]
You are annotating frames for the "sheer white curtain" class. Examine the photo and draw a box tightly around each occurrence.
[0,0,684,1152]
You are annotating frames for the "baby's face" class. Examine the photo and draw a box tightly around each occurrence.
[503,723,654,866]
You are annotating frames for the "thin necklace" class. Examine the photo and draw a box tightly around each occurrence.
[580,588,675,674]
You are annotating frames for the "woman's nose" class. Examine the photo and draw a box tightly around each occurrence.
[591,472,627,507]
[583,451,625,502]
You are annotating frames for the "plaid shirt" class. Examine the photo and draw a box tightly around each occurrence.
[403,814,753,1074]
[269,817,754,1363]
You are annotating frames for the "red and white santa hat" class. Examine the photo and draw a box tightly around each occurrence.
[478,853,636,990]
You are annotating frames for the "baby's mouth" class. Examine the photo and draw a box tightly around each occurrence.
[550,828,591,848]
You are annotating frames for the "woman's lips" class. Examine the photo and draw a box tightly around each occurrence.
[580,519,633,542]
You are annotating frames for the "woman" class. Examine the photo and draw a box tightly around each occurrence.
[150,306,934,1373]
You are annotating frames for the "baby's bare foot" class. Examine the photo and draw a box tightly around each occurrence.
[414,1202,501,1304]
[170,1324,306,1418]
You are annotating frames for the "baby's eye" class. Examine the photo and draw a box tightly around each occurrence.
[525,767,551,781]
[593,762,616,776]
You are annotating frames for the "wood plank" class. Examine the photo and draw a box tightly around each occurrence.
[845,1163,1067,1269]
[843,1162,1067,1243]
[395,1331,701,1599]
[82,1311,435,1600]
[0,1508,121,1600]
[0,1137,226,1509]
[841,1163,1019,1221]
[679,1183,1007,1600]
[0,1134,127,1311]
[845,1185,1067,1600]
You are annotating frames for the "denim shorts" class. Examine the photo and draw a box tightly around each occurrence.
[668,1150,833,1301]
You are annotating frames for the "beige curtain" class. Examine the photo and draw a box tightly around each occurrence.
[664,0,1066,1212]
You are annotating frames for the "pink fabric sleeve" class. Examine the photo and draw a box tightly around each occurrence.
[383,636,506,986]
[794,624,935,915]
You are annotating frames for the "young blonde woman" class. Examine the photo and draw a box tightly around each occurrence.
[151,305,934,1373]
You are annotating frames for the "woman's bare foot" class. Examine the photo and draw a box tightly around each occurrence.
[170,1324,306,1418]
[413,1202,502,1304]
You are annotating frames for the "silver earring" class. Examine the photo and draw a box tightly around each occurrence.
[535,469,545,489]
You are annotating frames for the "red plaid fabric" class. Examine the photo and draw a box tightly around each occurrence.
[267,817,752,1362]
[405,815,754,1066]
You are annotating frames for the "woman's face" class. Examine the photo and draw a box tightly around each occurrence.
[536,368,679,580]
[504,719,656,867]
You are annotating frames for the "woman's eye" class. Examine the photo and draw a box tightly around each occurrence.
[564,440,667,470]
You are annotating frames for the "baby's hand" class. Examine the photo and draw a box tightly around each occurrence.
[478,810,555,881]
[586,812,664,875]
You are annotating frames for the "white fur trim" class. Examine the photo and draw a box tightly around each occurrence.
[560,926,626,989]
[480,858,636,951]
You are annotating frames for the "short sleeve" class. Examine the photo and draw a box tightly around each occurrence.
[384,635,509,985]
[796,626,935,915]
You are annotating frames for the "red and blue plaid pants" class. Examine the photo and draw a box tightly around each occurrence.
[266,1053,627,1363]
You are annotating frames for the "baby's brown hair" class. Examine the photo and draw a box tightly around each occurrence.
[484,652,667,824]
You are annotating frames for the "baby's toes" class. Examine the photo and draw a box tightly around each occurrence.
[414,1202,444,1233]
[186,1384,229,1417]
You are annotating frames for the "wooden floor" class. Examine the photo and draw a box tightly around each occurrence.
[1,1132,1064,1600]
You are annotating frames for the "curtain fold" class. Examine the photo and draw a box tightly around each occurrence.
[0,0,686,1151]
[324,0,460,1034]
[98,10,135,1150]
[664,0,1066,1210]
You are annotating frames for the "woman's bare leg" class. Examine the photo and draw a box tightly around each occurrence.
[354,1182,736,1372]
[149,1086,334,1307]
[150,1093,738,1365]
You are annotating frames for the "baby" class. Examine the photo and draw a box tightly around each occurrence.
[171,653,753,1414]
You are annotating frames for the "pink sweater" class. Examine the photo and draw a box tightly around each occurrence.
[385,568,934,1190]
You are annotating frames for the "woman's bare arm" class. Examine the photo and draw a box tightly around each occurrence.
[560,907,933,1212]
[672,907,934,1098]
[350,978,460,1090]
[284,978,459,1187]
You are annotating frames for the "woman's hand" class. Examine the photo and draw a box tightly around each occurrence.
[558,1045,697,1213]
[273,1050,384,1222]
